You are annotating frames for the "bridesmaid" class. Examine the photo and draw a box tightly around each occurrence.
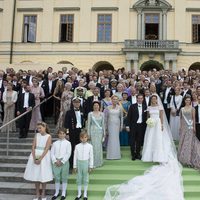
[105,95,123,160]
[178,96,200,169]
[119,92,131,146]
[2,82,18,132]
[169,87,182,141]
[87,101,105,168]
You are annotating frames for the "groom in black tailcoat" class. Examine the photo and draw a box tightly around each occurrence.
[127,94,147,160]
[64,97,85,168]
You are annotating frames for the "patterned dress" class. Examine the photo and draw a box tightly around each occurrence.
[87,112,105,168]
[29,86,45,131]
[178,107,200,169]
[56,90,73,131]
[2,91,18,132]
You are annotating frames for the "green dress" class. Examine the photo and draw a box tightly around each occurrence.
[87,112,105,168]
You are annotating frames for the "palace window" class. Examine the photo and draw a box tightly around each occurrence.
[60,14,74,42]
[97,14,112,42]
[145,13,159,40]
[23,16,37,43]
[192,15,200,43]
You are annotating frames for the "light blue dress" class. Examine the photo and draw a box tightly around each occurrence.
[87,112,105,168]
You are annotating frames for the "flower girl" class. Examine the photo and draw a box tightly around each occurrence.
[24,122,53,200]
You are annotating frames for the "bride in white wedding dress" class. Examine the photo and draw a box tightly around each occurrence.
[142,95,169,163]
[104,93,184,200]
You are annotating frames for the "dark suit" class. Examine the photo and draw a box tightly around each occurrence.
[195,105,200,141]
[44,80,56,117]
[127,95,137,105]
[0,84,5,121]
[162,87,175,122]
[39,80,48,121]
[127,103,147,158]
[12,81,21,92]
[64,108,85,168]
[17,92,35,138]
[100,85,110,98]
[181,89,192,99]
[144,96,151,107]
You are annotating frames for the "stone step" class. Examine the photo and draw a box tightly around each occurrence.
[0,149,31,157]
[0,181,199,198]
[0,143,33,149]
[0,161,199,175]
[1,194,199,200]
[0,194,103,200]
[0,156,28,164]
[0,149,126,157]
[0,131,57,138]
[0,137,58,143]
[0,172,199,186]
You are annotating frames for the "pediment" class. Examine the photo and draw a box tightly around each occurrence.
[133,0,172,11]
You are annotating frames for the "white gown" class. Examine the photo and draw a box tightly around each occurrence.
[24,133,53,183]
[104,95,184,200]
[142,106,168,163]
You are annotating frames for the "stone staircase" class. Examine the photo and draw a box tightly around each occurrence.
[0,118,200,200]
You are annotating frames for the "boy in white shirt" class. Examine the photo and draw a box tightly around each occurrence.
[51,128,72,200]
[73,131,94,200]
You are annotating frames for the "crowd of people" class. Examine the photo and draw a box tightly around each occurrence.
[0,66,200,199]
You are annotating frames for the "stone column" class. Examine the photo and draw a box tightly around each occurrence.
[141,13,145,40]
[137,10,142,40]
[172,60,177,72]
[133,60,138,73]
[126,59,131,72]
[165,60,169,70]
[162,11,167,40]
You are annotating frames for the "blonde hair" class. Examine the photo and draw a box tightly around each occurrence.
[80,130,88,138]
[37,122,50,134]
[111,95,119,100]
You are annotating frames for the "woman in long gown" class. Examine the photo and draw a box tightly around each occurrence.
[105,95,123,160]
[142,95,168,163]
[56,82,73,130]
[87,101,105,168]
[169,87,182,141]
[29,78,45,131]
[119,92,131,146]
[104,94,184,200]
[1,82,18,132]
[178,96,200,169]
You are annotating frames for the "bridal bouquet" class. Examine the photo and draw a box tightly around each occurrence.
[146,118,156,128]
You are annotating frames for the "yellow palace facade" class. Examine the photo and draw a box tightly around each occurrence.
[1,0,200,72]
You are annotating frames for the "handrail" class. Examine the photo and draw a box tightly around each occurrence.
[0,95,53,130]
[0,95,53,157]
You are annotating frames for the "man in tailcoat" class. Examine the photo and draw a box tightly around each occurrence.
[127,94,147,160]
[64,97,85,168]
[162,80,175,122]
[17,85,35,138]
